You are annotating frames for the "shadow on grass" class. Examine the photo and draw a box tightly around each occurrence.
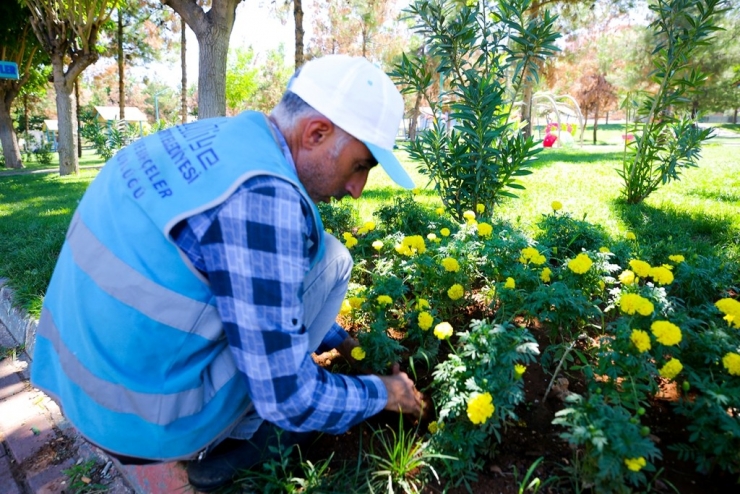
[686,187,740,204]
[610,198,739,260]
[533,148,623,168]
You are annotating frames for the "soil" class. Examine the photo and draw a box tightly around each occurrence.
[309,321,739,493]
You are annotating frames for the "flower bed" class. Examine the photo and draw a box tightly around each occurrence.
[308,194,740,492]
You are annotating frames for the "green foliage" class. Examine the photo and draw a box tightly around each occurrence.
[79,108,138,162]
[365,416,450,494]
[62,460,108,494]
[318,199,359,236]
[428,320,539,486]
[535,208,608,259]
[392,0,560,221]
[33,142,53,166]
[373,194,451,237]
[619,0,726,204]
[553,394,661,494]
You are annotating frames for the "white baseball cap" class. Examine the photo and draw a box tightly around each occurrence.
[288,55,415,189]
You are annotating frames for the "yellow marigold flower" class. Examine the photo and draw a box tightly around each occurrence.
[619,293,654,316]
[504,277,516,289]
[477,222,493,238]
[396,235,426,256]
[715,298,740,329]
[722,352,740,376]
[340,299,352,316]
[540,267,552,283]
[626,231,637,241]
[476,203,485,214]
[440,227,451,237]
[412,188,420,195]
[659,358,683,380]
[418,311,434,330]
[630,329,651,353]
[372,240,384,251]
[619,270,636,285]
[363,221,376,231]
[434,322,454,340]
[551,201,562,211]
[520,247,545,265]
[463,210,476,221]
[668,254,685,263]
[342,232,353,240]
[435,207,445,215]
[624,457,646,472]
[567,253,593,274]
[447,284,464,300]
[662,264,674,271]
[466,392,495,425]
[427,233,437,241]
[427,421,439,434]
[649,266,674,285]
[357,227,368,235]
[651,320,682,346]
[416,298,430,310]
[348,297,365,309]
[344,236,358,248]
[514,364,527,379]
[377,295,393,306]
[441,257,461,272]
[599,246,610,253]
[351,346,366,361]
[629,259,651,278]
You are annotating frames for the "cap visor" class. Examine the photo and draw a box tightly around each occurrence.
[364,141,415,189]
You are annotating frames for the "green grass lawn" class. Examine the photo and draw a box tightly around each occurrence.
[1,128,739,316]
[0,147,104,174]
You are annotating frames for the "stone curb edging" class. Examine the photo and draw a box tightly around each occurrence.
[0,279,38,358]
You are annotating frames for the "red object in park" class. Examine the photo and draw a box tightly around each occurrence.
[543,133,558,147]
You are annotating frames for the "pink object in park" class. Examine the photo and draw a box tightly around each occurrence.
[543,133,558,147]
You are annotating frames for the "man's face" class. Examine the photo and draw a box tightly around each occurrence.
[296,127,377,204]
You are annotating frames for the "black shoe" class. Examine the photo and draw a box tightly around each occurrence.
[186,423,317,492]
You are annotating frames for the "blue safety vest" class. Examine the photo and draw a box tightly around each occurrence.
[31,111,325,460]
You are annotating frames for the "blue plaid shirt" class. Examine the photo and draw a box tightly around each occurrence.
[171,128,386,434]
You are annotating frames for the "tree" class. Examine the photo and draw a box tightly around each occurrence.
[163,0,243,119]
[25,0,116,175]
[224,46,258,115]
[574,73,617,143]
[0,1,46,169]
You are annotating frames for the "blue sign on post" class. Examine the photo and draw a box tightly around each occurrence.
[0,61,20,80]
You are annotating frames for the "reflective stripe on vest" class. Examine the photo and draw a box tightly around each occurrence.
[66,211,222,341]
[37,307,237,424]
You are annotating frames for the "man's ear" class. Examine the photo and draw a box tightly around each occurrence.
[300,116,334,150]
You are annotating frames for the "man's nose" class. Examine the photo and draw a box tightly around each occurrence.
[346,170,369,199]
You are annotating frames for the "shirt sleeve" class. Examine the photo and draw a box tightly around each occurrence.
[315,322,350,355]
[190,176,386,434]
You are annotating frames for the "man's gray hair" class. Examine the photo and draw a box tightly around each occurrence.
[271,90,352,158]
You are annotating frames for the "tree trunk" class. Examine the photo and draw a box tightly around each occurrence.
[52,57,78,176]
[593,102,600,145]
[165,0,240,119]
[294,0,304,69]
[76,80,82,158]
[0,89,23,169]
[734,107,738,125]
[118,8,125,120]
[181,16,187,124]
[197,26,230,118]
[520,82,533,140]
[409,91,422,141]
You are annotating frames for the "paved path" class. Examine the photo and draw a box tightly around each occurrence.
[0,286,193,494]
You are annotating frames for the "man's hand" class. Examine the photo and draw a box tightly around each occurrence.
[378,363,426,418]
[335,335,360,363]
